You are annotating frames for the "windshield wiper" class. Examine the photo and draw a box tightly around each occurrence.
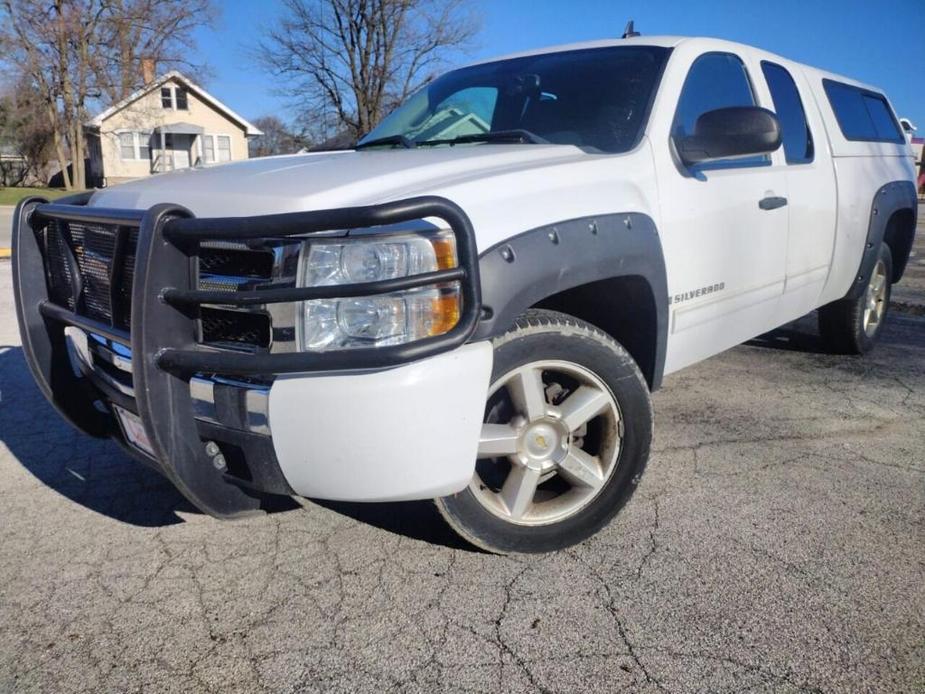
[417,129,548,147]
[355,134,416,150]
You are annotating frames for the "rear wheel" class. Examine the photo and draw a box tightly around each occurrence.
[818,242,893,354]
[435,309,652,554]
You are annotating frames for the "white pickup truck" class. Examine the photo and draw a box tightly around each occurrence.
[13,36,917,553]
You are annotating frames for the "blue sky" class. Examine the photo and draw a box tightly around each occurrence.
[195,0,925,130]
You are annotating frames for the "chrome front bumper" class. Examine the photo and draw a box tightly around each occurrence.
[64,327,270,436]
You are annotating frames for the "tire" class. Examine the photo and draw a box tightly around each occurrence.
[818,243,893,355]
[435,309,653,554]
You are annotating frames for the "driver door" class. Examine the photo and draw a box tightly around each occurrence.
[658,51,789,373]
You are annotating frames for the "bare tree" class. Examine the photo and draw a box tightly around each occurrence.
[0,0,108,190]
[0,0,216,190]
[97,0,217,102]
[0,81,56,185]
[248,115,307,157]
[257,0,478,141]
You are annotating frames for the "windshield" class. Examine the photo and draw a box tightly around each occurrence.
[359,46,669,153]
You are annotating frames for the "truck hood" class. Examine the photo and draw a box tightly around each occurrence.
[89,144,655,251]
[90,146,588,213]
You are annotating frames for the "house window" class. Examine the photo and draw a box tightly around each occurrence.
[217,135,231,162]
[118,132,152,160]
[202,134,233,164]
[138,133,151,160]
[175,88,188,110]
[161,87,173,109]
[119,132,135,159]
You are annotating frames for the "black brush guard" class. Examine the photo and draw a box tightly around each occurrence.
[12,194,481,518]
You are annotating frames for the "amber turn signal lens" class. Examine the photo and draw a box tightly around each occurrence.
[431,235,458,270]
[429,291,461,336]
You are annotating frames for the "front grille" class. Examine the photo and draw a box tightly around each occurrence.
[116,230,140,328]
[45,222,77,308]
[201,308,271,348]
[43,219,275,349]
[199,247,274,278]
[45,220,136,329]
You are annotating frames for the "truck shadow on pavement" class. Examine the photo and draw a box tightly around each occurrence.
[746,313,831,354]
[0,345,473,547]
[0,346,199,527]
[315,498,477,551]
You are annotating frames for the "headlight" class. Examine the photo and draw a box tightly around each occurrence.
[298,229,461,350]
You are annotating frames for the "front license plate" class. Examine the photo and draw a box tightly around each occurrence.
[114,406,155,457]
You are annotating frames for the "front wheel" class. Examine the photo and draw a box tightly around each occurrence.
[435,309,653,554]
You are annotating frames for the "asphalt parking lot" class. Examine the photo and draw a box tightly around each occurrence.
[1,261,924,692]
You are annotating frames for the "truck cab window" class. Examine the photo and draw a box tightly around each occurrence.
[673,53,756,137]
[761,61,814,163]
[823,80,905,144]
[673,52,767,167]
[863,94,903,142]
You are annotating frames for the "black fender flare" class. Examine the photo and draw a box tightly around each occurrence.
[472,213,668,389]
[847,180,917,299]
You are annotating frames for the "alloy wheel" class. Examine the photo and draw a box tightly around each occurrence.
[863,258,888,337]
[470,360,622,526]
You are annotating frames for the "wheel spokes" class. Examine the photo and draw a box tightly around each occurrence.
[559,385,612,432]
[863,264,888,335]
[558,447,605,489]
[500,465,542,520]
[478,423,521,458]
[507,367,548,421]
[471,359,625,527]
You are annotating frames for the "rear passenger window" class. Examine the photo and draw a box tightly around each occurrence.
[761,62,813,164]
[823,80,904,143]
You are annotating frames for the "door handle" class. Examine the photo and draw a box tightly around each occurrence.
[759,196,788,211]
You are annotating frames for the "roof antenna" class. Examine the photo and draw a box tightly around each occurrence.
[622,20,640,39]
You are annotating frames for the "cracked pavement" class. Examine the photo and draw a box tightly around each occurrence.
[0,259,923,693]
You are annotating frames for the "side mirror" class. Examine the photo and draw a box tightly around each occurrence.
[676,106,782,165]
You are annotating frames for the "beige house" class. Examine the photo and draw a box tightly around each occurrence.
[85,71,262,187]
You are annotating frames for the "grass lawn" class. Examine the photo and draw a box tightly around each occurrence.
[0,187,85,206]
